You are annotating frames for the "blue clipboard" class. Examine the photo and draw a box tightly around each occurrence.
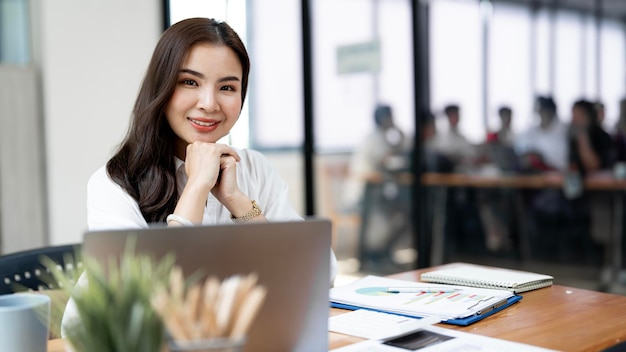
[330,295,522,326]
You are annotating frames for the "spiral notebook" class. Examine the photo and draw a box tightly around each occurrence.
[420,263,553,293]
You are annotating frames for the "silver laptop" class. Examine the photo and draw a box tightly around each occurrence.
[82,219,332,352]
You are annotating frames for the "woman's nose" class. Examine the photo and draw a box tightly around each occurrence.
[197,89,219,112]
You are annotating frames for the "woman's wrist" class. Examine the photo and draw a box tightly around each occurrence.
[184,176,213,195]
[174,186,209,225]
[225,193,257,218]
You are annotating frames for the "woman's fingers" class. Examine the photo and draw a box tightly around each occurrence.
[183,142,241,192]
[210,143,241,162]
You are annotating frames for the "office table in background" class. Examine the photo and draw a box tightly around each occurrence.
[421,171,626,292]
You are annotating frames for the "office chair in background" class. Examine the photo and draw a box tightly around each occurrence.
[0,243,82,295]
[0,243,82,339]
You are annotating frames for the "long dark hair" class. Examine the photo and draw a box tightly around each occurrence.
[106,18,250,224]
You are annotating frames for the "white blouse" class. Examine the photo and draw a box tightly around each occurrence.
[87,148,303,229]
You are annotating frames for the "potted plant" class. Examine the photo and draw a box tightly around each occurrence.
[45,240,267,352]
[45,241,175,352]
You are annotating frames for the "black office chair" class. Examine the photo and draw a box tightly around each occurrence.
[0,243,82,295]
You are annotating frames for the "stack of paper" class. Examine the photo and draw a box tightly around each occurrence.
[330,275,521,325]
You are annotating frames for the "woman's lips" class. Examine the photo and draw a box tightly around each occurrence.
[189,117,219,131]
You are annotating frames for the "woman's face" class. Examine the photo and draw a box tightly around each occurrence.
[571,106,589,128]
[165,43,243,158]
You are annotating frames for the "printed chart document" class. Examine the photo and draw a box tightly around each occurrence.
[330,275,519,323]
[330,325,559,352]
[420,263,553,293]
[329,309,441,340]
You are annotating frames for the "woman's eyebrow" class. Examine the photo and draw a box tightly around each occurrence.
[179,68,205,79]
[178,69,240,83]
[218,76,241,83]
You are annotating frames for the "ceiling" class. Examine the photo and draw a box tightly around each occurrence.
[496,0,626,20]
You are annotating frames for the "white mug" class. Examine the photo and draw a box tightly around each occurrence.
[0,293,50,352]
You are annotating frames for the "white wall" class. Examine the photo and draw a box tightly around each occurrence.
[0,65,47,254]
[36,0,161,244]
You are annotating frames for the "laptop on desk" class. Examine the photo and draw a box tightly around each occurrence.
[82,219,332,352]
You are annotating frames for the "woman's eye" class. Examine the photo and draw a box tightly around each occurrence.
[221,85,235,91]
[182,79,197,86]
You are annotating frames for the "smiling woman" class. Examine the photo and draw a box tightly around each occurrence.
[103,18,255,226]
[61,17,338,333]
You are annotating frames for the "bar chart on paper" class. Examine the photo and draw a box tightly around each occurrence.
[355,286,491,306]
[330,275,515,321]
[403,291,491,306]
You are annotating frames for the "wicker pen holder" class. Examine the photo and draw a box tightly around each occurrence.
[152,269,266,352]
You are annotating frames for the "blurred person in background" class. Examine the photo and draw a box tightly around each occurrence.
[496,106,515,147]
[568,99,615,257]
[421,111,454,173]
[430,104,477,170]
[343,104,412,272]
[474,105,521,173]
[515,96,568,173]
[568,99,614,176]
[428,105,483,257]
[524,98,610,263]
[343,104,411,211]
[515,96,570,262]
[475,106,520,253]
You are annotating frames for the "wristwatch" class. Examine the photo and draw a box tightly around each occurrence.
[231,200,262,223]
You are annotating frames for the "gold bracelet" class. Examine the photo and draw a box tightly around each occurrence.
[230,200,262,223]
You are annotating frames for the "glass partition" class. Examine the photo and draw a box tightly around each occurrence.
[311,0,416,275]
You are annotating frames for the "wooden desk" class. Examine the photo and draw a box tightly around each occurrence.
[329,264,626,352]
[47,264,626,351]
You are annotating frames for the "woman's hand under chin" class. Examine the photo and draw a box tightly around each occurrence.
[209,152,263,220]
[184,141,240,196]
[210,153,244,205]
